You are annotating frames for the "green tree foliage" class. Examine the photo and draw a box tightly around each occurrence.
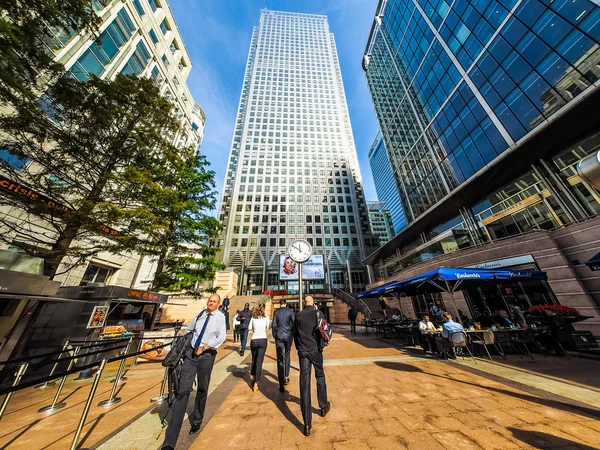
[0,74,187,277]
[146,150,225,294]
[0,0,100,105]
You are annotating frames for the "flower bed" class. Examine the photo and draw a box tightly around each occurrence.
[528,305,580,316]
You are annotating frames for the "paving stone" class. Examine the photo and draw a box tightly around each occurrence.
[432,431,484,450]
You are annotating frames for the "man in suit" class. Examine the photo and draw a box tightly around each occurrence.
[293,295,330,436]
[348,306,358,334]
[161,294,227,450]
[272,299,296,392]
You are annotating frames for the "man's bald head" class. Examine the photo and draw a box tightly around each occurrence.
[304,295,314,306]
[207,294,221,313]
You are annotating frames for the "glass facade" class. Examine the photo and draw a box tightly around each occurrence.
[368,131,407,233]
[218,10,377,294]
[367,201,396,245]
[121,41,152,75]
[365,0,600,228]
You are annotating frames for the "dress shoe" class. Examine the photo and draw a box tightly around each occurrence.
[321,401,331,417]
[303,424,311,436]
[279,385,285,393]
[189,423,201,435]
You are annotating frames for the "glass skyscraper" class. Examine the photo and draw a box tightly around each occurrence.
[218,9,377,295]
[363,0,600,272]
[368,131,407,234]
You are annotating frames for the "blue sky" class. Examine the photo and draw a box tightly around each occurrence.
[170,0,380,206]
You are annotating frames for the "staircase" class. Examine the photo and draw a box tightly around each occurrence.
[333,288,374,320]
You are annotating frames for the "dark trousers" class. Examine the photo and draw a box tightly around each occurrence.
[162,347,216,449]
[250,338,268,382]
[298,350,328,426]
[240,328,249,353]
[350,319,356,334]
[275,339,292,387]
[233,325,240,342]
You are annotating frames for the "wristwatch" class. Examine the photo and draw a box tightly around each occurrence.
[200,345,206,353]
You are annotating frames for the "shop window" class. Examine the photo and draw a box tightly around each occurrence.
[80,264,114,286]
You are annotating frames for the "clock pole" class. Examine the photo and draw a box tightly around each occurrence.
[298,262,303,311]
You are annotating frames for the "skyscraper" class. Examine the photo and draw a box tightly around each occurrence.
[366,201,396,246]
[368,131,407,234]
[362,0,600,334]
[218,9,377,295]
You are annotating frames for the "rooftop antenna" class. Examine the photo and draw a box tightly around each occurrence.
[264,0,267,10]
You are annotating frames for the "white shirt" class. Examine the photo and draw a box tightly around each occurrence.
[185,309,227,349]
[249,315,271,340]
[419,320,436,332]
[233,313,241,327]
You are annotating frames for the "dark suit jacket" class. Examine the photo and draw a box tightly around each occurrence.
[273,306,295,342]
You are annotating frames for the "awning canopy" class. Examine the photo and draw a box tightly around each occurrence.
[585,253,600,271]
[358,267,547,299]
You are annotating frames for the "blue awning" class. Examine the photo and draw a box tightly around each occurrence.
[585,253,600,271]
[358,267,547,298]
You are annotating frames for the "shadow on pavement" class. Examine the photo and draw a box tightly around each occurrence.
[0,419,41,450]
[375,358,600,420]
[508,427,599,449]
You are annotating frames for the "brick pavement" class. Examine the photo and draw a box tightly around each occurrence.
[2,328,600,449]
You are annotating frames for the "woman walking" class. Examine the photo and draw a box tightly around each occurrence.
[233,310,241,343]
[249,303,270,392]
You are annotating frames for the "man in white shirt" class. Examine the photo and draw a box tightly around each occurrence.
[161,294,226,450]
[418,314,437,353]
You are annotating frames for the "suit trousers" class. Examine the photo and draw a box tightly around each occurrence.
[239,328,249,352]
[250,338,268,383]
[350,319,356,334]
[162,347,216,449]
[275,338,292,387]
[298,349,328,426]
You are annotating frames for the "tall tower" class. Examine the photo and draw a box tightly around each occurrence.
[218,10,376,295]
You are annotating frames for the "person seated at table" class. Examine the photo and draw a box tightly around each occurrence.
[456,310,472,327]
[509,302,527,328]
[435,312,465,359]
[494,309,513,328]
[418,315,437,353]
[428,302,442,321]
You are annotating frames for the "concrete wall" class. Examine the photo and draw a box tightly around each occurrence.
[370,216,600,334]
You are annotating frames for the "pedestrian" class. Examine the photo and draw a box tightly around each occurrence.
[233,309,241,343]
[219,305,230,333]
[272,299,295,392]
[238,302,252,356]
[293,295,330,437]
[249,303,270,391]
[348,306,358,334]
[161,294,226,450]
[379,297,387,310]
[222,296,230,311]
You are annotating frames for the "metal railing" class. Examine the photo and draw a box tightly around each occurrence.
[333,288,373,319]
[0,334,183,449]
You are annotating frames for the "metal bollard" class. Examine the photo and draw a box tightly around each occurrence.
[151,366,169,403]
[70,358,107,450]
[110,337,132,384]
[35,340,70,389]
[0,363,29,421]
[39,345,81,413]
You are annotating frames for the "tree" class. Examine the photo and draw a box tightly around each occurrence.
[146,150,225,294]
[0,74,186,277]
[0,0,100,106]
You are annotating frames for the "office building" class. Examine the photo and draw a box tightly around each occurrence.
[363,0,600,332]
[367,201,395,245]
[368,131,407,234]
[218,9,377,295]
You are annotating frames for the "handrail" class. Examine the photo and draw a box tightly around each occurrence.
[0,338,130,366]
[0,336,182,397]
[333,288,373,319]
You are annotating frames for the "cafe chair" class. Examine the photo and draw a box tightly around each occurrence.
[493,330,521,360]
[450,331,476,364]
[510,330,535,361]
[514,328,546,359]
[555,327,573,359]
[470,330,495,361]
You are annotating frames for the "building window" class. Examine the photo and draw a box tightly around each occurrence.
[121,40,152,75]
[0,149,29,171]
[160,19,170,35]
[148,0,160,11]
[69,8,136,80]
[80,264,114,286]
[133,0,145,15]
[148,29,159,44]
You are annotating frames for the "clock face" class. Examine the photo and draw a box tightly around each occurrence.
[288,239,312,263]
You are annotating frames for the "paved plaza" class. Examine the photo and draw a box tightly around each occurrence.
[1,327,600,449]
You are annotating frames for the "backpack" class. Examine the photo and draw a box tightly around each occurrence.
[315,310,332,348]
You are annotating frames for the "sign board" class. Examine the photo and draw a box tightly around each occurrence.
[464,255,535,270]
[279,254,325,281]
[0,268,61,296]
[86,305,109,329]
[138,329,175,362]
[58,285,168,303]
